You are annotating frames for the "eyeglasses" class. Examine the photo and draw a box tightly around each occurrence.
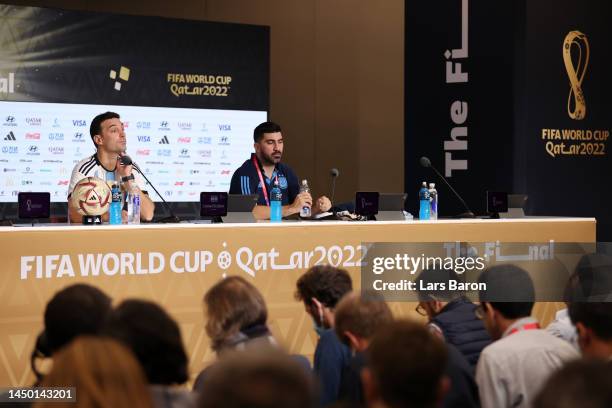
[474,304,485,320]
[415,303,428,317]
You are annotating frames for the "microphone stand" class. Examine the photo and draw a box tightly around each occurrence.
[132,166,181,223]
[424,160,475,219]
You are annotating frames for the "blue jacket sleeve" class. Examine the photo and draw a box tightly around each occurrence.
[229,170,242,194]
[314,329,351,407]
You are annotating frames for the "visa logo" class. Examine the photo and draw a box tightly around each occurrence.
[218,124,231,131]
[137,136,151,142]
[72,120,86,126]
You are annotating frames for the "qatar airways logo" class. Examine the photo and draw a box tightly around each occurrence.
[25,118,42,126]
[48,146,64,155]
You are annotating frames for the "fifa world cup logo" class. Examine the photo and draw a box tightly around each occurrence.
[563,31,589,120]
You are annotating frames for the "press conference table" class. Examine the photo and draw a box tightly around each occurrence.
[0,217,596,386]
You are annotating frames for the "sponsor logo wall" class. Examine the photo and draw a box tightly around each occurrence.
[0,102,265,202]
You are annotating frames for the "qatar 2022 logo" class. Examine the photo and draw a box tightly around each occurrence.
[563,31,589,120]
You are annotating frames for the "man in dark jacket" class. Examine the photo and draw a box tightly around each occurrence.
[416,268,491,369]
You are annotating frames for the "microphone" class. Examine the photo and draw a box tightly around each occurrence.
[330,168,339,207]
[419,156,475,218]
[119,154,180,223]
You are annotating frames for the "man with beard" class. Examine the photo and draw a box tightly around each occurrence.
[230,121,331,220]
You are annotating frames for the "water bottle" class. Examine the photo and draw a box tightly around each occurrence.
[270,178,282,223]
[429,182,438,220]
[109,183,122,225]
[299,179,311,218]
[418,181,430,220]
[126,183,141,224]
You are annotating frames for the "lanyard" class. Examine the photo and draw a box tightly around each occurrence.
[252,155,270,206]
[508,322,540,336]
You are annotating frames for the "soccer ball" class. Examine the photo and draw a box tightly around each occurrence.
[71,177,112,216]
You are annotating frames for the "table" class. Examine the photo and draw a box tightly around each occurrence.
[0,217,596,386]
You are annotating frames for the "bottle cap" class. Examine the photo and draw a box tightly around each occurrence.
[429,183,435,188]
[302,179,308,185]
[422,181,427,187]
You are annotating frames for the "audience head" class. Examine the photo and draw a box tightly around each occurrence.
[569,302,612,359]
[334,291,393,351]
[416,268,463,319]
[198,350,317,408]
[569,253,612,301]
[295,265,352,329]
[37,336,153,408]
[362,320,448,408]
[104,299,189,385]
[477,264,535,340]
[43,283,112,354]
[204,276,269,353]
[534,359,612,408]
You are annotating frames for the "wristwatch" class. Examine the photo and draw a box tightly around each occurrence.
[121,174,135,183]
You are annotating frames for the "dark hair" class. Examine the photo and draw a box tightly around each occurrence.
[254,121,282,143]
[295,265,353,308]
[568,253,612,301]
[534,359,612,408]
[90,111,120,146]
[416,268,463,302]
[478,264,534,319]
[569,302,612,340]
[104,299,188,385]
[334,291,393,346]
[198,350,317,408]
[43,284,112,354]
[366,320,447,408]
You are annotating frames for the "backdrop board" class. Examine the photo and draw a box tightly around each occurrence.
[405,0,612,239]
[0,4,269,211]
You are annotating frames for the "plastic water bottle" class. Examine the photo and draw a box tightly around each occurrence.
[270,178,282,223]
[126,183,141,224]
[429,182,438,220]
[299,179,311,218]
[109,183,122,225]
[418,181,430,220]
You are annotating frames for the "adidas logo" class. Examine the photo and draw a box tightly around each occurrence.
[4,131,16,141]
[159,135,170,144]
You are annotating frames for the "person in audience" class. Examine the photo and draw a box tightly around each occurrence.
[104,299,195,408]
[295,265,353,406]
[197,349,317,408]
[546,253,612,348]
[229,121,331,220]
[533,359,612,408]
[194,276,307,392]
[34,336,154,408]
[31,283,112,381]
[475,264,579,408]
[362,320,449,408]
[333,291,393,405]
[416,268,491,368]
[203,275,276,354]
[568,302,612,360]
[336,292,479,408]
